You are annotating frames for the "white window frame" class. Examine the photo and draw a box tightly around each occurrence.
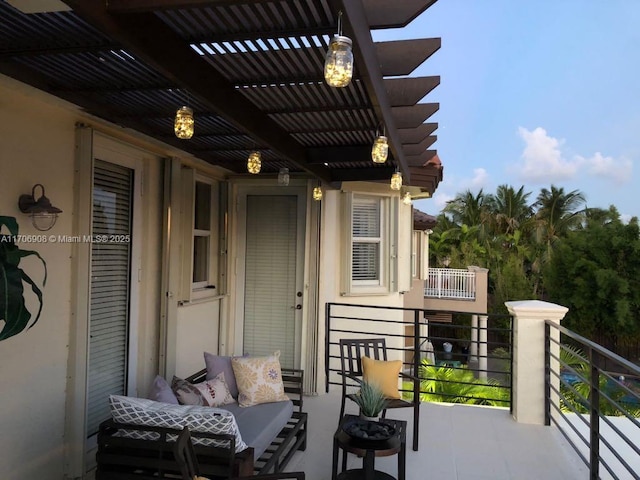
[342,192,396,296]
[181,171,219,301]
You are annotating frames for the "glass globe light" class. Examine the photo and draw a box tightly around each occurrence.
[403,192,412,205]
[313,186,323,201]
[174,106,194,139]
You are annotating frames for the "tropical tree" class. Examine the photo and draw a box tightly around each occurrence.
[443,189,491,235]
[486,184,534,236]
[533,185,586,262]
[544,207,640,343]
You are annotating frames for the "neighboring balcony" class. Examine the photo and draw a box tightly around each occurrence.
[423,266,489,315]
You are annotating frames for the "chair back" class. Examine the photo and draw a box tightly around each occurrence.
[174,426,200,480]
[339,337,388,378]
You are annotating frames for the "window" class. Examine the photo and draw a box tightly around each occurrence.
[352,196,383,285]
[343,193,396,295]
[181,173,219,300]
[192,180,211,289]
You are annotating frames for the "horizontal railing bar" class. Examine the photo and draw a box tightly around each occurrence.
[547,321,640,377]
[549,409,590,468]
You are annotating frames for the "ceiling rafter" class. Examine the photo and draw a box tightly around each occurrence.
[64,0,332,181]
[336,0,410,181]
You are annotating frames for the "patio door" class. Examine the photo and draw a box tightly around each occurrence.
[236,189,306,369]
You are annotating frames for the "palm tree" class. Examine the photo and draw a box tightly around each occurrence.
[443,189,491,231]
[486,185,534,236]
[534,185,586,261]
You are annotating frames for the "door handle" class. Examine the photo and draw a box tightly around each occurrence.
[291,304,302,310]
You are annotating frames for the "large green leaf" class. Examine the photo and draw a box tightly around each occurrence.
[0,217,47,341]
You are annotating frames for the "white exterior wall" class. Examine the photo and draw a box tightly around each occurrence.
[0,75,208,479]
[317,186,413,392]
[0,77,77,480]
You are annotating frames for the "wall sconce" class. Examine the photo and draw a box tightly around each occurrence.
[403,192,412,205]
[313,186,323,201]
[324,11,353,88]
[278,167,290,186]
[174,106,194,139]
[371,127,388,164]
[18,183,62,231]
[247,151,261,174]
[390,171,402,191]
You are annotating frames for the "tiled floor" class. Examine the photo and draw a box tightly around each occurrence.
[286,390,589,480]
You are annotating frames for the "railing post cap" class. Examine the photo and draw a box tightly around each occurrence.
[505,300,568,319]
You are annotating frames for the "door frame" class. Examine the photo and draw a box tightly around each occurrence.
[64,129,144,478]
[232,183,307,368]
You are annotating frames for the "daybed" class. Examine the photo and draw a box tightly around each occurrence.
[95,363,307,479]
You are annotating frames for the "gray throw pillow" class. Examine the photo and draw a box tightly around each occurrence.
[148,375,179,404]
[204,352,239,398]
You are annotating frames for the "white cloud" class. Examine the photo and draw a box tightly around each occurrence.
[433,191,454,211]
[469,168,490,189]
[514,127,632,185]
[580,152,633,185]
[515,127,578,182]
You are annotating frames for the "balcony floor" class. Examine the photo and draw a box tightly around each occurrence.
[286,390,588,480]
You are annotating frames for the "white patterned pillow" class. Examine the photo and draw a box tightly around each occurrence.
[171,374,235,408]
[193,372,236,407]
[231,351,289,407]
[109,395,247,452]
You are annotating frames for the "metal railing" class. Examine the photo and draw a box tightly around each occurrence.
[325,303,513,408]
[545,321,640,480]
[425,268,476,300]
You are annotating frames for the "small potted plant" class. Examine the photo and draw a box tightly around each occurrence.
[353,381,388,421]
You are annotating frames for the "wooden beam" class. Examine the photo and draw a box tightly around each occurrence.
[363,0,438,29]
[398,123,438,144]
[65,0,331,181]
[385,76,440,107]
[331,166,396,182]
[392,103,439,129]
[376,38,441,76]
[336,0,410,181]
[106,0,259,13]
[402,135,436,156]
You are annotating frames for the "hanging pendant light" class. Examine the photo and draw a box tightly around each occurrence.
[324,12,353,88]
[390,170,402,191]
[371,127,388,164]
[403,192,412,205]
[174,106,194,139]
[278,167,290,186]
[247,151,261,174]
[313,186,323,201]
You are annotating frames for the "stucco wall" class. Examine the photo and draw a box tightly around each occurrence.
[0,76,167,479]
[0,78,77,479]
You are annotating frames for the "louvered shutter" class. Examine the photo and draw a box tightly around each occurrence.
[86,160,133,436]
[243,195,296,368]
[352,197,381,282]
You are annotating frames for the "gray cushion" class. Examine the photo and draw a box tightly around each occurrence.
[149,375,179,404]
[222,400,293,459]
[205,353,239,398]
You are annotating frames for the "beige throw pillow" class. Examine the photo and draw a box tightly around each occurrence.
[231,351,290,407]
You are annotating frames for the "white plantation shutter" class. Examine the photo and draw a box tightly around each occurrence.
[243,195,297,369]
[352,197,381,283]
[86,160,133,436]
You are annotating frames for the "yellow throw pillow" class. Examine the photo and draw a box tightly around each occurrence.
[362,356,402,399]
[231,351,290,407]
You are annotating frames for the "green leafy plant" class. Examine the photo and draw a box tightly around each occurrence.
[0,216,47,341]
[353,381,388,418]
[402,359,509,407]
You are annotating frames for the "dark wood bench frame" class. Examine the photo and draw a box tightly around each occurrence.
[95,368,308,479]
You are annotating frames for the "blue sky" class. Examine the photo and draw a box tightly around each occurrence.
[373,0,640,221]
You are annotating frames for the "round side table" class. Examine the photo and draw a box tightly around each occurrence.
[331,415,406,480]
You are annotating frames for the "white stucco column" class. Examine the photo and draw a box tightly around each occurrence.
[506,300,568,425]
[478,315,488,379]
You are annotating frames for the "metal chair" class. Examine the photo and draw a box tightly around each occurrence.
[174,426,306,480]
[338,338,421,451]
